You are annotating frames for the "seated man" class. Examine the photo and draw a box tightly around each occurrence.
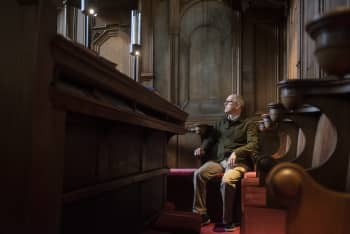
[192,94,259,232]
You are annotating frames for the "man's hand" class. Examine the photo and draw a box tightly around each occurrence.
[194,147,205,158]
[228,152,236,168]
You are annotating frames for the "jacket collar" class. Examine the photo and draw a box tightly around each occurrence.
[224,114,243,127]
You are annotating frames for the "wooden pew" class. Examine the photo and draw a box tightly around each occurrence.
[266,162,350,234]
[51,35,188,233]
[280,105,321,168]
[243,78,349,234]
[241,105,321,234]
[279,79,350,192]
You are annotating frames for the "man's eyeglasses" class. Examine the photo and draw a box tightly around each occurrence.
[224,100,233,105]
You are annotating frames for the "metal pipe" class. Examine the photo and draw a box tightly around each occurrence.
[62,0,67,37]
[84,15,90,48]
[130,10,141,55]
[130,9,142,81]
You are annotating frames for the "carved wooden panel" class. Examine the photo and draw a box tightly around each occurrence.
[104,122,143,179]
[286,0,300,79]
[285,0,350,81]
[154,0,171,99]
[166,1,241,168]
[64,113,101,192]
[143,130,167,171]
[255,23,279,113]
[179,1,239,121]
[301,0,320,79]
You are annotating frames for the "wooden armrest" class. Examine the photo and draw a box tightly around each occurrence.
[266,163,350,234]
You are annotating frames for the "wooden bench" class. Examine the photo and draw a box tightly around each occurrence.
[266,162,350,234]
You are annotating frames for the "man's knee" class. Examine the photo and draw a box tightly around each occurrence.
[194,169,201,178]
[221,178,238,189]
[194,167,209,180]
[221,169,244,186]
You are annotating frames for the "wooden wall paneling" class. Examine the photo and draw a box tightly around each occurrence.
[286,0,300,79]
[254,23,279,113]
[142,130,167,171]
[242,18,256,116]
[62,168,169,204]
[286,0,350,80]
[106,122,143,178]
[298,0,305,78]
[301,0,320,79]
[170,0,240,168]
[242,8,284,115]
[141,175,167,224]
[154,0,171,100]
[179,1,237,120]
[140,0,155,84]
[235,11,243,95]
[64,113,101,192]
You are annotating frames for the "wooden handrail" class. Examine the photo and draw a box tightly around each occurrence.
[51,35,188,124]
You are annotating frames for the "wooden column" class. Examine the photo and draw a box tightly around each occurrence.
[2,1,64,234]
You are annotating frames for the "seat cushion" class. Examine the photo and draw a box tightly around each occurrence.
[244,171,257,178]
[169,168,196,176]
[242,207,286,234]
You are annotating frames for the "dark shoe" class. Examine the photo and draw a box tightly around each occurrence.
[224,223,238,232]
[201,214,211,226]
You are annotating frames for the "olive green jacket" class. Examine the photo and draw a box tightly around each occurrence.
[201,115,259,170]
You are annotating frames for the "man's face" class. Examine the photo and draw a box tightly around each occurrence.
[224,95,236,114]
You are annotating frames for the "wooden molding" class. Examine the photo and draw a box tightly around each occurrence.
[51,35,188,123]
[140,72,155,81]
[17,0,38,5]
[51,85,186,134]
[63,168,169,203]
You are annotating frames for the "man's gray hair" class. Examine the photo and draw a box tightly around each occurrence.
[232,94,245,108]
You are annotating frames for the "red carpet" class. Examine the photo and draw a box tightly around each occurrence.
[201,223,240,234]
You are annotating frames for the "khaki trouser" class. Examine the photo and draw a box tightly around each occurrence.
[193,160,246,224]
